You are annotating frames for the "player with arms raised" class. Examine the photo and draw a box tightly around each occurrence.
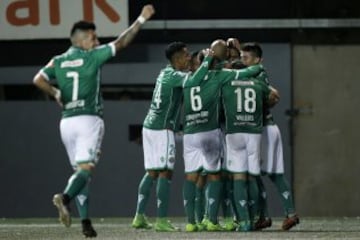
[33,5,155,238]
[131,42,213,232]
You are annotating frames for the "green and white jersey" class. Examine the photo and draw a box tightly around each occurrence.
[40,43,116,118]
[256,70,275,125]
[222,78,270,134]
[183,64,263,134]
[143,57,212,130]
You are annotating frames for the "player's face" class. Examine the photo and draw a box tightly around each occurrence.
[177,48,191,71]
[240,50,261,66]
[81,30,100,50]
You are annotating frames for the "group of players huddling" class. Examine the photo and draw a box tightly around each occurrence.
[131,38,299,232]
[33,3,299,238]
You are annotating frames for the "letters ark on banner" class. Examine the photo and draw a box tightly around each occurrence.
[0,0,128,39]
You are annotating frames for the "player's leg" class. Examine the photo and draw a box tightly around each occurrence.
[75,183,89,221]
[195,173,206,230]
[53,117,76,228]
[221,171,237,231]
[247,133,262,228]
[219,131,238,231]
[202,129,223,231]
[233,174,251,232]
[266,124,299,230]
[255,124,276,230]
[183,172,200,231]
[268,173,298,230]
[153,130,179,231]
[155,169,180,231]
[226,133,251,232]
[183,133,203,231]
[254,176,272,230]
[75,183,97,237]
[132,127,160,229]
[132,171,157,229]
[64,116,103,198]
[55,115,103,237]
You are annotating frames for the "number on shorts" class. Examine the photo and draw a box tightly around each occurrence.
[235,87,256,113]
[66,71,79,101]
[190,86,202,111]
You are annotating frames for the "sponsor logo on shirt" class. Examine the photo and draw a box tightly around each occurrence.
[61,59,84,68]
[231,80,254,86]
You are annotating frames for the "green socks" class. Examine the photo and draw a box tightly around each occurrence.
[64,169,91,199]
[135,173,155,215]
[233,179,250,222]
[248,177,259,221]
[269,174,296,216]
[221,176,234,219]
[206,179,222,224]
[183,179,196,224]
[75,183,90,220]
[256,176,270,218]
[195,185,205,223]
[156,177,171,218]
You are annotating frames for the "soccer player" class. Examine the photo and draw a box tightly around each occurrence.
[131,43,213,232]
[189,51,208,229]
[182,40,264,232]
[222,74,276,232]
[32,5,155,238]
[240,42,300,230]
[218,38,245,232]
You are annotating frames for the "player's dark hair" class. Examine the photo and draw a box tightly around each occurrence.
[241,42,263,58]
[165,42,187,61]
[70,21,96,37]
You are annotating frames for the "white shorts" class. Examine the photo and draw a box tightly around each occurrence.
[225,132,262,175]
[142,128,176,170]
[60,115,104,169]
[261,124,284,174]
[183,129,222,173]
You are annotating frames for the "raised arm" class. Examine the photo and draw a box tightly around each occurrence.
[233,64,264,80]
[112,4,155,52]
[183,49,214,88]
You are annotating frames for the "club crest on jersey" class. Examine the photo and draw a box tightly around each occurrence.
[61,59,84,68]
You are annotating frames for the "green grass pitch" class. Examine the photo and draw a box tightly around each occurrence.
[1,217,360,239]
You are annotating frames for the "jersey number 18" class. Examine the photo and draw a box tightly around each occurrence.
[235,87,257,113]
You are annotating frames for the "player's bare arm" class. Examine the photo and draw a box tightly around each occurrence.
[33,71,62,107]
[112,4,155,52]
[268,86,280,108]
